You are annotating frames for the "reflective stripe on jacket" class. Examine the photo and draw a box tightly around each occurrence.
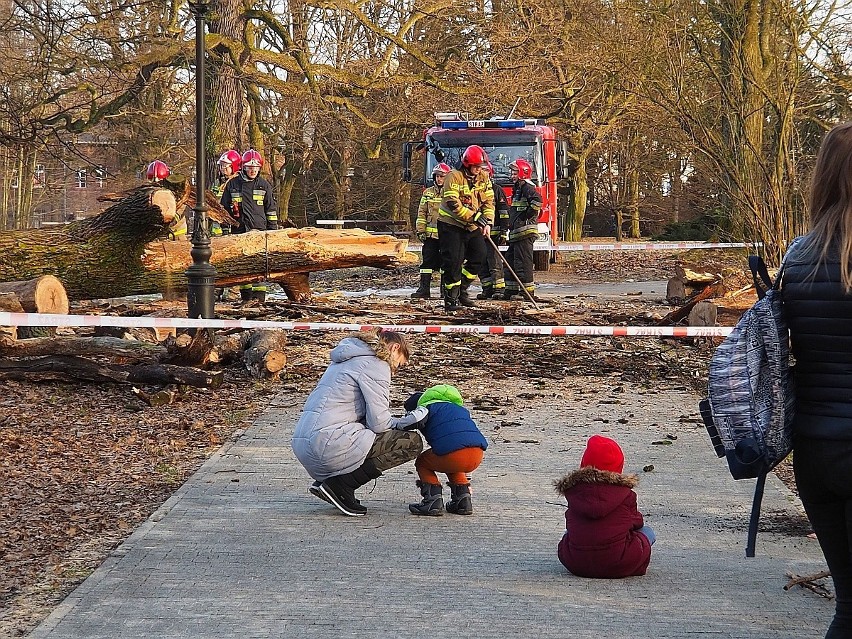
[439,169,495,230]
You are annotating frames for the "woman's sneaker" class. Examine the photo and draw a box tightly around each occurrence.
[309,481,330,504]
[319,477,367,516]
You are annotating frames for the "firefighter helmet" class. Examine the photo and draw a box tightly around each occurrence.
[241,149,263,168]
[218,150,242,171]
[461,145,489,169]
[510,158,532,180]
[146,160,170,181]
[432,162,451,177]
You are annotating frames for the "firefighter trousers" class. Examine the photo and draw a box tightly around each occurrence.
[505,236,535,293]
[478,238,505,291]
[419,238,441,275]
[438,221,486,293]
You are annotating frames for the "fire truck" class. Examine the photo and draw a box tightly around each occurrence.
[403,113,571,270]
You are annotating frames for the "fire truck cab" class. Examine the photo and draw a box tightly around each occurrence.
[403,113,571,270]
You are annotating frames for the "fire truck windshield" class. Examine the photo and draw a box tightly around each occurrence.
[425,143,541,186]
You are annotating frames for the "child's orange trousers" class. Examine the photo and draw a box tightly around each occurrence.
[415,446,484,485]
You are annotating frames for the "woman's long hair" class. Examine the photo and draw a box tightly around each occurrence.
[351,328,410,373]
[810,122,852,291]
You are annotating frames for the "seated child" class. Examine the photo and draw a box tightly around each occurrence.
[400,384,488,516]
[554,434,654,578]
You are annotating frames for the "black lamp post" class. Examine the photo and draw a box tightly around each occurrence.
[186,0,216,319]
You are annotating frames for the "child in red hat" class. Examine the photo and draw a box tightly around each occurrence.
[554,434,654,578]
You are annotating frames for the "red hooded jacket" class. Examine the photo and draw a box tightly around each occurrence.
[555,467,652,578]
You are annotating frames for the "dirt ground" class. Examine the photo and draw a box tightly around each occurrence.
[1,246,786,637]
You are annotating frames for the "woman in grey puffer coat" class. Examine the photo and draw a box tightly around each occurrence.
[782,122,852,639]
[291,329,424,517]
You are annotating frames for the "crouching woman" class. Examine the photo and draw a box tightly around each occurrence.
[291,329,424,517]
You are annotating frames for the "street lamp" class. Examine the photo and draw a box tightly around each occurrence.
[186,0,216,320]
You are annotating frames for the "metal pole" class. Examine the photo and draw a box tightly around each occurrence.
[186,0,216,320]
[484,233,540,310]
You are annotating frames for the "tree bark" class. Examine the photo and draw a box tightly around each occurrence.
[242,329,288,379]
[0,335,166,359]
[0,355,224,387]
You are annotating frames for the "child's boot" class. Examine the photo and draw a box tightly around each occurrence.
[446,483,473,515]
[408,480,443,516]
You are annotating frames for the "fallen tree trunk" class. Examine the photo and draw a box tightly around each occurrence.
[0,207,415,299]
[0,336,166,360]
[0,355,223,387]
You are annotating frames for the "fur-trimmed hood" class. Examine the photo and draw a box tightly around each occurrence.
[554,466,638,494]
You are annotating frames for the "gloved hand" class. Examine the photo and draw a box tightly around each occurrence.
[393,405,429,430]
[416,231,427,242]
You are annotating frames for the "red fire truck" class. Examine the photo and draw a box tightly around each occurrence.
[403,113,571,270]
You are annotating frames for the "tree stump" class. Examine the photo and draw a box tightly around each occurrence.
[688,300,718,327]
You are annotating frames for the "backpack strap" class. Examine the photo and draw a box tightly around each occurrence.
[746,472,767,558]
[749,236,805,300]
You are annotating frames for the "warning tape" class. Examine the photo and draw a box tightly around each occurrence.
[0,312,733,338]
[407,241,753,252]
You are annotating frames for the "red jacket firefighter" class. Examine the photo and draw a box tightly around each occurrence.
[220,149,278,233]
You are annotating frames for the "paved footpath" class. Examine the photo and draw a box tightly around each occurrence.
[30,382,833,639]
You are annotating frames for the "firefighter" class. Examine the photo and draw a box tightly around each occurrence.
[211,150,242,236]
[503,158,542,301]
[438,145,495,312]
[477,162,509,299]
[220,149,279,301]
[147,160,187,240]
[411,162,451,299]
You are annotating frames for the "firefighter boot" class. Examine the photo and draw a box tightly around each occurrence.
[408,481,444,516]
[444,286,462,312]
[477,285,494,300]
[410,273,432,299]
[239,287,253,302]
[459,280,477,307]
[446,483,473,515]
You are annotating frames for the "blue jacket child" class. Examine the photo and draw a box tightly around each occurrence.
[401,384,487,516]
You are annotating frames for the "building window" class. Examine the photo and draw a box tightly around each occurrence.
[10,170,18,189]
[34,164,45,188]
[93,166,106,188]
[76,169,87,188]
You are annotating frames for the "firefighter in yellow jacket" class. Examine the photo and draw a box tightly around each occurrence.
[438,145,495,312]
[411,162,451,299]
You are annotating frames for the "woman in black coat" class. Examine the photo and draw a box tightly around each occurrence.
[783,121,852,638]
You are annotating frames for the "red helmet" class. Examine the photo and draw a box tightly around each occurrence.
[461,145,489,168]
[218,150,242,171]
[432,162,451,176]
[146,160,170,181]
[510,158,532,180]
[241,149,263,168]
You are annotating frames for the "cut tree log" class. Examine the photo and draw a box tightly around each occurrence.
[674,264,718,284]
[0,186,415,300]
[162,329,215,367]
[0,276,68,313]
[0,355,223,387]
[242,329,288,379]
[0,336,166,361]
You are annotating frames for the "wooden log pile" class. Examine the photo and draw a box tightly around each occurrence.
[662,262,755,328]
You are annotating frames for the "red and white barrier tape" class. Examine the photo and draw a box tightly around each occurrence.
[407,241,753,252]
[0,312,733,338]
